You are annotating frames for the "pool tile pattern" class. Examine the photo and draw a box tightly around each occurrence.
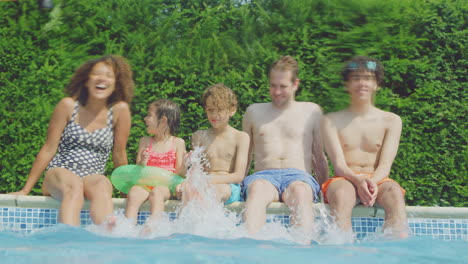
[1,207,467,241]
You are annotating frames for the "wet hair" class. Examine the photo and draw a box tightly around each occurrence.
[66,55,134,106]
[150,99,181,135]
[341,56,384,85]
[201,83,238,111]
[269,56,299,82]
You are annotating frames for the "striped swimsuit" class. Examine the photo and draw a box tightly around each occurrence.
[47,101,114,177]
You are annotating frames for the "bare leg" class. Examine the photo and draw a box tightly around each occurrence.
[148,186,171,217]
[326,180,357,231]
[42,168,84,226]
[282,181,314,233]
[376,181,408,238]
[243,180,279,234]
[180,182,203,205]
[125,186,150,221]
[214,184,232,203]
[83,174,114,225]
[138,186,171,236]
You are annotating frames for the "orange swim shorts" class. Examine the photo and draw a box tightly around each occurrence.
[321,174,405,204]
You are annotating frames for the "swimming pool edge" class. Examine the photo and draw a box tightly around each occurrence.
[0,195,466,219]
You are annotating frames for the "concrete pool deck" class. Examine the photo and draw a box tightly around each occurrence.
[1,194,467,219]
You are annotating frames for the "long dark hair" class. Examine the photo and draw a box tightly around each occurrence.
[150,99,181,136]
[66,55,134,106]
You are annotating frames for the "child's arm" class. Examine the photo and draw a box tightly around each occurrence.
[210,131,250,185]
[135,137,150,165]
[174,137,187,175]
[9,98,73,195]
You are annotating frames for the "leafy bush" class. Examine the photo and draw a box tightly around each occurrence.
[0,0,466,206]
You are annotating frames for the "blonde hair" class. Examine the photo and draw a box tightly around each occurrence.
[201,83,238,111]
[270,56,299,82]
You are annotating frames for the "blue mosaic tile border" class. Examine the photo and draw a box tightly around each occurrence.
[1,207,467,241]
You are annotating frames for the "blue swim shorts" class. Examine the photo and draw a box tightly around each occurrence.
[225,183,241,204]
[241,168,320,202]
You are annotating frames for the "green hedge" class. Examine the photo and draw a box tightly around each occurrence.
[0,0,466,206]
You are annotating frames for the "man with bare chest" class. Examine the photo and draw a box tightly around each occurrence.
[242,56,328,234]
[321,56,408,238]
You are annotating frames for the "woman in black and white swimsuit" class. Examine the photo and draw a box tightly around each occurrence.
[11,55,134,226]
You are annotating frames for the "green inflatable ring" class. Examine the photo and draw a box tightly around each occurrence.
[111,165,184,194]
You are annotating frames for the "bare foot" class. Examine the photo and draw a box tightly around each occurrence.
[139,223,153,237]
[103,215,117,232]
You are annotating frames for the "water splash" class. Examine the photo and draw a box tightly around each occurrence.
[88,147,359,245]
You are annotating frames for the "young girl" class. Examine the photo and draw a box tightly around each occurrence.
[10,55,134,226]
[125,99,186,223]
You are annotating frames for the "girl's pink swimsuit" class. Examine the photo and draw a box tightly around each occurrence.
[144,137,177,191]
[145,137,176,172]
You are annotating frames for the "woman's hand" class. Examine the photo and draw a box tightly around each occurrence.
[7,189,29,196]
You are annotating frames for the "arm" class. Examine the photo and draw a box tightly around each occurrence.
[112,102,131,168]
[370,114,402,184]
[174,137,187,176]
[311,109,330,186]
[10,98,73,195]
[321,114,376,206]
[135,137,150,165]
[211,132,250,184]
[242,106,254,176]
[321,115,358,183]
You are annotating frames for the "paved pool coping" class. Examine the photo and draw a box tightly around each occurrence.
[1,195,466,219]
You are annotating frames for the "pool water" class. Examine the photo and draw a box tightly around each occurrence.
[0,224,466,264]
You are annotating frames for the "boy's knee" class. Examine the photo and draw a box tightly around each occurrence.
[380,182,404,199]
[246,180,278,204]
[284,182,313,204]
[247,180,269,197]
[327,181,355,203]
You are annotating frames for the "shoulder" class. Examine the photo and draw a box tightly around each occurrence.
[138,136,152,146]
[323,110,348,125]
[192,129,208,143]
[57,97,75,110]
[112,101,131,115]
[299,101,321,110]
[174,136,186,146]
[244,103,271,123]
[236,130,250,143]
[193,129,208,138]
[54,97,75,118]
[245,103,269,113]
[381,110,402,126]
[232,128,249,140]
[324,110,342,119]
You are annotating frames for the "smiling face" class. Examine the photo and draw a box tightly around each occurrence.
[85,62,116,101]
[269,70,298,107]
[345,69,378,101]
[204,98,234,130]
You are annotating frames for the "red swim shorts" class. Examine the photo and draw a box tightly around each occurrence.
[321,174,405,204]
